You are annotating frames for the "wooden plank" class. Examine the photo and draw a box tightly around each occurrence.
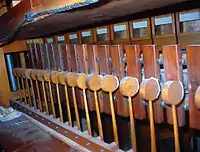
[2,40,28,53]
[187,45,200,129]
[96,45,112,114]
[142,45,164,123]
[124,45,146,120]
[162,45,185,126]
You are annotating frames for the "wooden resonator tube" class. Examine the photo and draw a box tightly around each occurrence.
[37,70,49,115]
[65,72,81,130]
[101,75,119,147]
[86,74,104,140]
[51,71,64,122]
[13,68,23,102]
[140,77,161,152]
[58,71,72,126]
[162,81,184,152]
[120,77,139,151]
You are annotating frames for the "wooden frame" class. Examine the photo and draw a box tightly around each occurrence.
[129,18,153,45]
[177,9,200,48]
[66,32,80,44]
[151,13,177,48]
[80,29,94,44]
[94,25,111,44]
[111,22,131,44]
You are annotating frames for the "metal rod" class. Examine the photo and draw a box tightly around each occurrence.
[94,91,103,140]
[64,85,72,126]
[83,89,92,136]
[16,77,22,102]
[42,81,49,115]
[35,80,43,112]
[48,82,56,118]
[128,96,137,151]
[109,92,119,145]
[25,78,32,106]
[30,79,37,109]
[172,105,180,152]
[72,87,81,130]
[149,100,156,152]
[21,78,27,104]
[56,84,64,122]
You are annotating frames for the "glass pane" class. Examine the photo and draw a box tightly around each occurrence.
[179,11,200,33]
[97,28,108,41]
[82,31,92,43]
[155,16,173,35]
[69,34,78,44]
[57,36,65,43]
[47,38,53,43]
[133,20,148,38]
[114,24,127,40]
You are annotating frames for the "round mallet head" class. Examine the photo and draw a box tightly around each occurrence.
[43,70,52,82]
[195,86,200,109]
[36,70,45,81]
[65,72,77,87]
[101,75,119,92]
[86,74,103,91]
[13,68,19,77]
[25,69,33,79]
[58,72,68,85]
[162,81,184,105]
[120,77,139,97]
[140,77,160,101]
[30,69,38,80]
[20,69,26,78]
[76,73,88,90]
[51,71,60,84]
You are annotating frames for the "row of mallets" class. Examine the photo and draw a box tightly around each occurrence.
[13,68,185,152]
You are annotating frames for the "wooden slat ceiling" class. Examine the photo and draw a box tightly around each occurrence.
[0,0,197,41]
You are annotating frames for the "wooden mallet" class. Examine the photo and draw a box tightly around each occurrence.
[162,81,184,152]
[43,70,56,118]
[37,70,49,115]
[76,73,92,136]
[25,69,37,108]
[13,68,23,102]
[30,69,43,111]
[65,72,81,130]
[51,71,64,122]
[101,75,119,147]
[120,77,139,151]
[58,71,72,126]
[140,77,161,152]
[86,74,104,140]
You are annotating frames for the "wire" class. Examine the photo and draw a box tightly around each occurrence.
[0,0,99,46]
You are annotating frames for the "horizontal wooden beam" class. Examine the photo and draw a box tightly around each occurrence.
[2,40,28,53]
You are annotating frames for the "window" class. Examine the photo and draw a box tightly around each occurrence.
[81,30,92,43]
[57,36,65,43]
[179,10,200,33]
[69,33,78,44]
[96,27,108,41]
[154,15,173,35]
[132,20,148,38]
[113,23,128,40]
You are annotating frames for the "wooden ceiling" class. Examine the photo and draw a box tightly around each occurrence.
[0,0,198,41]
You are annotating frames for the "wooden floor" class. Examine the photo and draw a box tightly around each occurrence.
[0,115,77,152]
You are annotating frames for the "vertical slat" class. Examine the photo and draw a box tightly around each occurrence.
[142,45,164,123]
[186,45,200,129]
[124,45,146,120]
[162,45,185,126]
